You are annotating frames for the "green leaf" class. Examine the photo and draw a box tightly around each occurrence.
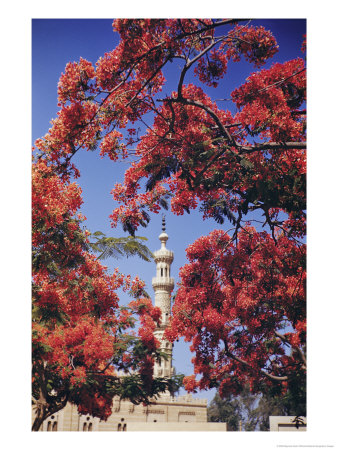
[93,231,105,236]
[89,235,153,262]
[240,158,254,170]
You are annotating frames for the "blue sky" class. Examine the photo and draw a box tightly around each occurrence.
[32,18,306,404]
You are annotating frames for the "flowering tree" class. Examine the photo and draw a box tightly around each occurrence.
[165,228,305,411]
[33,18,306,424]
[32,159,181,431]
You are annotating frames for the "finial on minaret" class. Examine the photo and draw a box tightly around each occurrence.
[159,215,168,248]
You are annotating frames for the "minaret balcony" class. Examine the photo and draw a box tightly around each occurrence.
[153,250,174,264]
[152,277,175,290]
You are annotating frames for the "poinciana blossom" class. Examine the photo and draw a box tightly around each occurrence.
[165,228,305,407]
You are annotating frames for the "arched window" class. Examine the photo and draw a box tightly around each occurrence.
[83,423,87,431]
[46,415,58,431]
[165,267,167,277]
[123,424,127,431]
[161,268,163,277]
[88,423,92,431]
[117,423,122,431]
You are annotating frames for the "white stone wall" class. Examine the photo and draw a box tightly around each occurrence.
[269,416,307,431]
[38,394,211,431]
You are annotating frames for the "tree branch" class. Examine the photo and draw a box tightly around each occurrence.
[175,19,248,40]
[168,97,237,146]
[275,332,306,368]
[222,339,288,382]
[177,37,223,96]
[239,142,306,153]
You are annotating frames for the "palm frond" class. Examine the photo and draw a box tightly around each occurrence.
[89,234,153,262]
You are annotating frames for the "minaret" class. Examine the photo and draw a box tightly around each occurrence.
[152,215,174,378]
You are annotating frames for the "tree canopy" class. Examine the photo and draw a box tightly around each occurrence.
[32,155,181,431]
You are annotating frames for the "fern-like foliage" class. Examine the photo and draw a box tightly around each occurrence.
[144,157,181,192]
[200,198,237,225]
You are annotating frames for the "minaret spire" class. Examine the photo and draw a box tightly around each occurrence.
[152,217,174,378]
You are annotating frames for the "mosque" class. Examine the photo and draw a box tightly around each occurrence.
[37,217,227,432]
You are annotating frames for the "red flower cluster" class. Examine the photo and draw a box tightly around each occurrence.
[165,227,306,396]
[58,57,96,106]
[225,25,278,67]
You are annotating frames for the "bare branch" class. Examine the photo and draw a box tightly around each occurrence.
[177,37,223,96]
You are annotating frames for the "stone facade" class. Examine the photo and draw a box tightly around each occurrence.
[37,393,216,431]
[269,416,307,432]
[36,218,227,432]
